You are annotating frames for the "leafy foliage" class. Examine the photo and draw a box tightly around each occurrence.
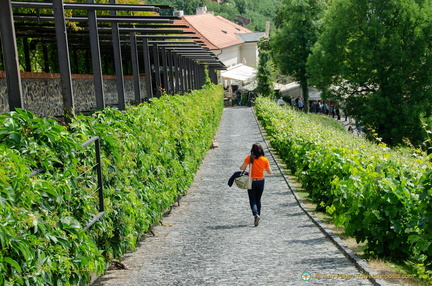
[255,97,431,281]
[255,39,275,97]
[144,0,282,32]
[270,0,327,111]
[0,85,224,285]
[307,0,432,146]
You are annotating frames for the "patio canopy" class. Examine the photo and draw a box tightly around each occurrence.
[239,81,285,92]
[221,64,257,82]
[280,82,322,100]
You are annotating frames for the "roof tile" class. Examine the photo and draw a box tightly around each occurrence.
[173,13,253,50]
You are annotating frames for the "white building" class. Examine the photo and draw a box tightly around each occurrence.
[174,10,264,90]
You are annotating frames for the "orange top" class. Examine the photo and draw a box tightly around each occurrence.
[244,155,270,179]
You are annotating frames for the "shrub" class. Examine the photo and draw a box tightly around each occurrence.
[255,97,431,280]
[0,84,224,285]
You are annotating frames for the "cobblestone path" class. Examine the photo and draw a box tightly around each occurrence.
[93,107,379,286]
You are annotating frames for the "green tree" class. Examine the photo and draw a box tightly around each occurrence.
[235,0,248,14]
[255,38,275,97]
[307,0,432,146]
[270,0,326,112]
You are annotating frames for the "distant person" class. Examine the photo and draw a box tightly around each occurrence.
[311,101,318,113]
[277,97,285,106]
[318,101,323,114]
[239,143,272,226]
[291,97,296,109]
[323,102,329,115]
[297,98,304,111]
[236,90,242,106]
[247,91,255,107]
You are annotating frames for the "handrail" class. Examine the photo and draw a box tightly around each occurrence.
[28,136,104,231]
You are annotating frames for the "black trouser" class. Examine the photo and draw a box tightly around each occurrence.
[248,179,265,217]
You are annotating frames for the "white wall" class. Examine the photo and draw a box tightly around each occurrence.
[217,45,242,68]
[215,43,259,69]
[240,42,259,68]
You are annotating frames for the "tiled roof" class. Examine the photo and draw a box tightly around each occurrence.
[173,13,253,50]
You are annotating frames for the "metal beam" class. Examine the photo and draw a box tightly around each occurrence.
[148,41,201,45]
[0,0,23,111]
[136,35,199,39]
[13,15,175,24]
[118,28,195,34]
[11,1,166,11]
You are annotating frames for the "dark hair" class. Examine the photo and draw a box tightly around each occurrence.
[250,142,264,164]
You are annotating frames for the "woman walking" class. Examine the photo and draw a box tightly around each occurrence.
[240,143,272,226]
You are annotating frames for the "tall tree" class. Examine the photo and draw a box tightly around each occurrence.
[308,0,432,146]
[270,0,326,112]
[255,38,275,97]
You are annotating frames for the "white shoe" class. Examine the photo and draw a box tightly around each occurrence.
[254,216,260,226]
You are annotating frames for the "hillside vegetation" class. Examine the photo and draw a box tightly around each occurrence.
[146,0,282,32]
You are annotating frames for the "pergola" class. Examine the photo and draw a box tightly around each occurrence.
[0,0,226,121]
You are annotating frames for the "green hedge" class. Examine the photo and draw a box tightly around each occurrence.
[0,84,224,285]
[255,97,431,281]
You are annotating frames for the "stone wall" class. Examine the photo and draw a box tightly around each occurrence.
[0,72,8,114]
[0,72,148,117]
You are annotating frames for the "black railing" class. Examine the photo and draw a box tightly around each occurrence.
[81,136,104,230]
[28,136,104,231]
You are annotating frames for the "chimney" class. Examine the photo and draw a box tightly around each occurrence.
[265,21,271,38]
[196,4,207,14]
[173,10,184,17]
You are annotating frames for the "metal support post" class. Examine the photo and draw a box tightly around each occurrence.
[87,0,105,109]
[95,138,104,212]
[130,32,141,102]
[173,53,180,93]
[184,58,190,92]
[160,46,168,94]
[199,65,205,88]
[167,49,174,94]
[187,59,193,91]
[181,57,187,92]
[0,0,23,111]
[197,64,201,88]
[194,62,198,89]
[174,54,184,93]
[110,0,125,110]
[153,43,161,97]
[142,38,153,98]
[210,68,217,84]
[53,0,74,122]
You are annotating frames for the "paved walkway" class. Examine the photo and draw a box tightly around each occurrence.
[93,107,379,286]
